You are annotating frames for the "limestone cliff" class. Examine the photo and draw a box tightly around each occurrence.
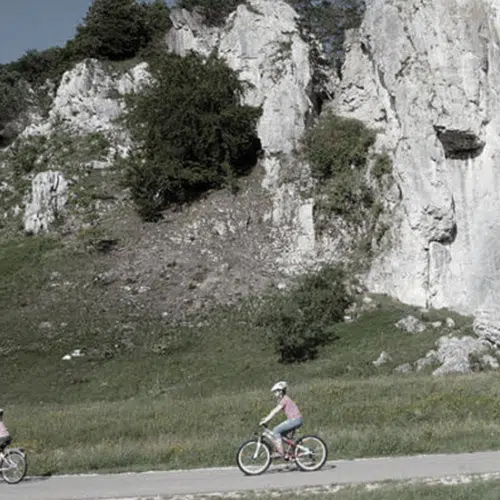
[332,0,500,339]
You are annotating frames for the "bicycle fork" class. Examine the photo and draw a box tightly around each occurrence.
[253,437,265,460]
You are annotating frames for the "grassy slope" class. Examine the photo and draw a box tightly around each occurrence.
[3,236,500,477]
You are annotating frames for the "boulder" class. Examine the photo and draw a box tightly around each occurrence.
[395,315,426,334]
[24,170,68,234]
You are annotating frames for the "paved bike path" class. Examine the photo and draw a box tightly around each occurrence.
[2,451,500,500]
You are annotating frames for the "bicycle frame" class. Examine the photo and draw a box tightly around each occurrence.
[0,452,14,472]
[282,435,314,460]
[257,427,310,460]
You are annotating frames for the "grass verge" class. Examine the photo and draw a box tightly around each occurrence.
[197,478,500,500]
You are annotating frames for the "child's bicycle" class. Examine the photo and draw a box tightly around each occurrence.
[236,423,328,476]
[0,441,28,484]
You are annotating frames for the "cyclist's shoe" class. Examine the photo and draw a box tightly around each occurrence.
[271,452,283,460]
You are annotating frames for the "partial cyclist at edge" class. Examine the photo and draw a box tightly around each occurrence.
[260,381,302,460]
[0,409,11,451]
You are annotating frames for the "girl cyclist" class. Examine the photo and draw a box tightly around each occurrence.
[0,409,12,450]
[259,381,302,458]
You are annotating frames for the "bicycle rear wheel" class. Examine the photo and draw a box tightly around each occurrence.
[1,449,28,484]
[236,439,271,475]
[294,435,328,472]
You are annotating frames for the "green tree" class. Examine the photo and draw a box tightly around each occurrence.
[304,112,376,222]
[258,265,351,363]
[288,0,365,71]
[73,0,171,61]
[124,52,261,220]
[140,0,173,45]
[8,46,75,87]
[0,67,25,146]
[176,0,243,26]
[306,113,375,180]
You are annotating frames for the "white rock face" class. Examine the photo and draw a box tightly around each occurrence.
[167,9,220,56]
[22,59,151,138]
[24,170,69,234]
[333,0,500,319]
[167,0,328,269]
[16,60,151,233]
[473,302,500,345]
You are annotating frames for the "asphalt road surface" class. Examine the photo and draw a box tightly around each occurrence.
[2,451,500,500]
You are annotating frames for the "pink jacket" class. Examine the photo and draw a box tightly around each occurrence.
[281,395,302,420]
[0,421,9,438]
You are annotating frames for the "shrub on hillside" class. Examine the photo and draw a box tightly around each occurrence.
[0,68,26,145]
[73,0,171,61]
[372,151,393,180]
[0,45,76,145]
[304,112,376,222]
[177,0,244,26]
[258,265,351,363]
[8,46,75,87]
[306,113,375,181]
[288,0,366,71]
[124,52,262,220]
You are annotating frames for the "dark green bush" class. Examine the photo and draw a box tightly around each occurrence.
[0,68,25,144]
[177,0,244,26]
[258,265,351,363]
[73,0,171,61]
[8,46,75,87]
[372,151,393,180]
[8,136,48,177]
[317,170,374,216]
[123,156,185,220]
[124,51,261,220]
[306,113,375,180]
[288,0,366,71]
[304,112,377,224]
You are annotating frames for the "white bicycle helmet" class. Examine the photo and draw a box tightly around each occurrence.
[271,381,287,393]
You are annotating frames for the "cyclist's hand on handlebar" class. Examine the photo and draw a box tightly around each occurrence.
[259,418,268,426]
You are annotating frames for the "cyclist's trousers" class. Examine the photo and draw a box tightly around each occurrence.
[273,417,302,439]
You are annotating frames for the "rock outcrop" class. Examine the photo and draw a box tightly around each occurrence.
[15,60,151,233]
[166,0,335,270]
[333,0,500,320]
[22,59,150,140]
[24,170,68,234]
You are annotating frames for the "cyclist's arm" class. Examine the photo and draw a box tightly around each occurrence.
[260,402,284,424]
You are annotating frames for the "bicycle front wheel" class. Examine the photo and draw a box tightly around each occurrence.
[236,439,271,476]
[294,435,328,472]
[1,449,28,484]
